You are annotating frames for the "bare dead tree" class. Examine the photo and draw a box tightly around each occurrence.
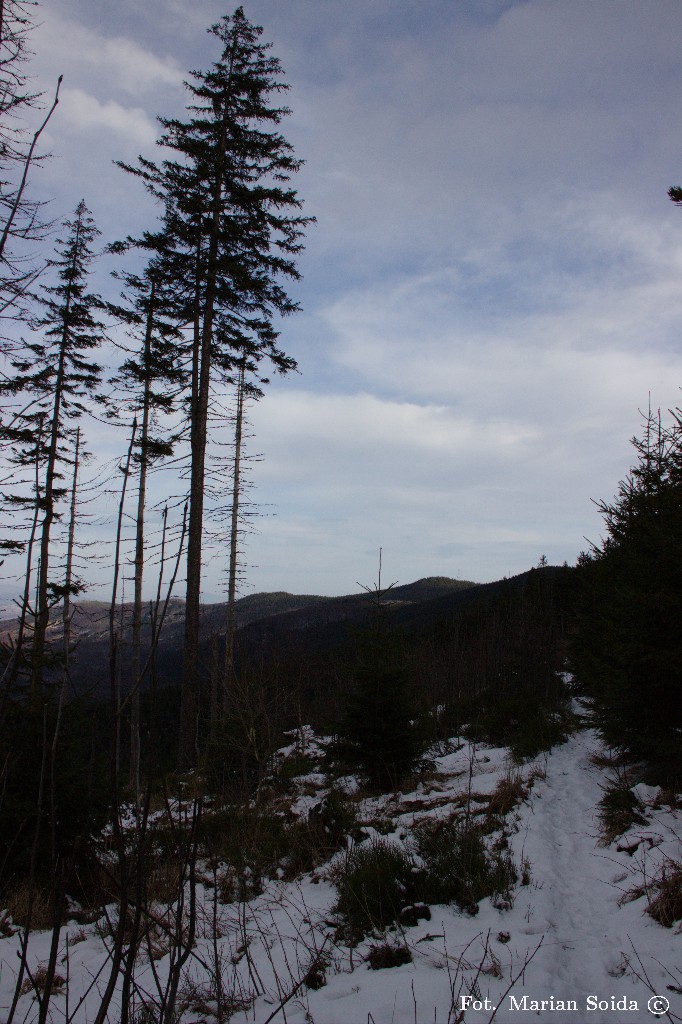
[0,1,62,317]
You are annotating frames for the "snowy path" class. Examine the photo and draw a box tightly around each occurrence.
[512,732,641,1019]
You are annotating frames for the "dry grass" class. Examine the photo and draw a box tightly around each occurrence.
[178,971,253,1019]
[361,813,397,836]
[520,855,532,887]
[527,762,547,786]
[488,774,526,817]
[620,859,682,928]
[645,861,682,928]
[481,949,503,978]
[396,793,463,813]
[146,858,181,904]
[590,748,630,769]
[598,774,647,845]
[67,926,88,946]
[2,883,53,930]
[20,964,66,996]
[95,903,181,963]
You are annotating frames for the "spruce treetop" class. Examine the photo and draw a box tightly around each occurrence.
[118,6,312,381]
[15,200,106,419]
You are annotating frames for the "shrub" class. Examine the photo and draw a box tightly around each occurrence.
[303,951,331,990]
[131,1006,159,1024]
[367,942,412,969]
[598,777,647,844]
[202,807,288,899]
[412,816,516,913]
[0,695,109,890]
[333,839,416,939]
[273,750,319,791]
[280,799,355,880]
[309,790,357,861]
[333,821,518,942]
[458,685,574,762]
[307,789,357,850]
[436,567,575,760]
[202,792,356,896]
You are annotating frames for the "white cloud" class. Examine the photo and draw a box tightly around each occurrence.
[35,12,184,98]
[251,391,539,476]
[317,186,682,424]
[57,88,158,146]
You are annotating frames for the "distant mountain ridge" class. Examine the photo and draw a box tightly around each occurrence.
[229,577,480,650]
[0,576,479,695]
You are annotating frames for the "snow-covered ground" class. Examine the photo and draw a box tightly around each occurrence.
[1,728,681,1023]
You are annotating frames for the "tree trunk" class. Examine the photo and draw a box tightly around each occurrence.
[110,419,137,783]
[130,281,155,798]
[224,358,245,691]
[179,65,234,768]
[31,262,75,696]
[61,426,80,696]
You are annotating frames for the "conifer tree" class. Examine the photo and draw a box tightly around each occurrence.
[119,8,311,765]
[2,200,106,694]
[336,626,423,791]
[333,558,424,790]
[572,407,682,784]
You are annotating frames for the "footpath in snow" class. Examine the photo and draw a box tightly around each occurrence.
[498,732,681,1023]
[271,730,680,1024]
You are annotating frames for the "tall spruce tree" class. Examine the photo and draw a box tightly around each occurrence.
[2,200,106,694]
[119,8,311,766]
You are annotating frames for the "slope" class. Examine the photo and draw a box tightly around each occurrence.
[3,725,681,1023]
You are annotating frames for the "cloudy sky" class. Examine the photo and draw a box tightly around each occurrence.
[22,0,682,598]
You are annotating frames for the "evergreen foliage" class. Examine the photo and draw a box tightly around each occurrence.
[572,408,682,785]
[107,263,185,786]
[333,820,517,939]
[430,567,574,759]
[0,694,109,892]
[332,623,424,790]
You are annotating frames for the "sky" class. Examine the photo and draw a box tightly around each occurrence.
[16,0,682,599]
